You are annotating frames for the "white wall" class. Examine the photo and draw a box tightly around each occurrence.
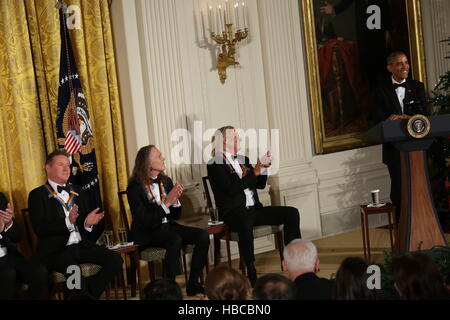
[110,0,448,256]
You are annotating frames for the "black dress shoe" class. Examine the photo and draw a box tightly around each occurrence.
[186,282,205,296]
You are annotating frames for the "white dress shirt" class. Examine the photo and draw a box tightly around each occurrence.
[148,177,180,224]
[47,180,92,246]
[0,221,14,258]
[392,77,407,113]
[224,152,255,207]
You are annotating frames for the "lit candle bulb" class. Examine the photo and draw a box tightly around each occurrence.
[234,3,240,29]
[218,5,223,33]
[208,5,214,34]
[242,2,247,28]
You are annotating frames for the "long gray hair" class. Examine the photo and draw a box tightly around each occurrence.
[129,145,168,184]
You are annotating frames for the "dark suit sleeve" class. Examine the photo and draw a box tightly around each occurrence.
[0,193,21,242]
[127,180,168,230]
[28,188,70,238]
[2,219,21,243]
[207,161,263,197]
[416,82,428,115]
[163,178,182,221]
[74,187,104,241]
[0,192,7,210]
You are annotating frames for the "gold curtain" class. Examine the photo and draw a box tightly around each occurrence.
[0,0,128,257]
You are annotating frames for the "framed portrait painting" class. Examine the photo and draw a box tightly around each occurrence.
[301,0,426,153]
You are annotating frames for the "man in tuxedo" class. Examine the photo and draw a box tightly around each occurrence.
[0,192,48,299]
[127,145,209,296]
[372,51,427,220]
[283,239,332,300]
[207,126,301,285]
[28,150,123,299]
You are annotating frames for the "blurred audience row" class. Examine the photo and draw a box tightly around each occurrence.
[141,239,450,300]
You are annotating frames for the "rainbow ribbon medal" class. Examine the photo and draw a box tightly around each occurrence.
[44,183,78,211]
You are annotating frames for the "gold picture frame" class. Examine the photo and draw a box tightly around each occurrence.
[301,0,426,154]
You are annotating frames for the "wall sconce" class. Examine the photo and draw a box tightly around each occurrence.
[202,1,249,84]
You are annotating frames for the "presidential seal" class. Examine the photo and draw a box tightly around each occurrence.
[407,114,430,139]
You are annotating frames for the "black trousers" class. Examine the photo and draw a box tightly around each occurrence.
[0,252,49,300]
[48,242,123,298]
[142,223,209,282]
[224,206,301,266]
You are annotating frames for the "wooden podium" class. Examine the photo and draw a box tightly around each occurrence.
[367,114,449,253]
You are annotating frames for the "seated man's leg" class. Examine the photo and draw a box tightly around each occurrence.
[0,258,17,300]
[48,245,89,296]
[254,206,301,244]
[7,253,49,300]
[225,209,256,282]
[173,224,209,294]
[146,224,184,280]
[78,244,123,299]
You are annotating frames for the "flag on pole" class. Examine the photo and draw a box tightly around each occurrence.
[55,2,104,240]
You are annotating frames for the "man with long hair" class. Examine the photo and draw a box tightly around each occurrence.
[207,126,301,286]
[127,145,209,296]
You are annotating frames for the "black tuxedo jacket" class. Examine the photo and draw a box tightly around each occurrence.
[127,177,181,247]
[294,272,333,300]
[207,154,267,219]
[372,78,427,166]
[0,192,21,257]
[28,183,96,264]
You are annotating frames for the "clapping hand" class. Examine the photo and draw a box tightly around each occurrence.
[164,182,184,207]
[254,151,272,176]
[68,204,79,225]
[85,208,105,228]
[0,203,15,229]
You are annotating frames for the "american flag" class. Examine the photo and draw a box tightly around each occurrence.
[64,130,81,155]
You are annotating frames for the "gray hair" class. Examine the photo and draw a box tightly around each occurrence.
[283,239,318,272]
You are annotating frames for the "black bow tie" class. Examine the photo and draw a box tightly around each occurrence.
[231,155,238,160]
[57,185,71,193]
[393,82,406,90]
[149,177,161,184]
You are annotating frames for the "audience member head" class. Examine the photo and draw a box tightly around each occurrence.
[205,266,250,300]
[140,279,183,300]
[45,150,70,185]
[392,252,450,300]
[252,273,296,300]
[386,51,409,82]
[211,125,239,156]
[333,257,381,300]
[130,145,169,183]
[282,239,319,280]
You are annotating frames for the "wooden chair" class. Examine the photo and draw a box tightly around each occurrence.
[21,208,105,300]
[117,191,193,284]
[202,176,285,273]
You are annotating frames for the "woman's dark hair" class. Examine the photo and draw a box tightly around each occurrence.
[333,257,381,300]
[129,145,168,184]
[392,252,450,300]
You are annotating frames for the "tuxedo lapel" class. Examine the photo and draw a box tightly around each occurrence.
[404,79,416,104]
[384,80,403,114]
